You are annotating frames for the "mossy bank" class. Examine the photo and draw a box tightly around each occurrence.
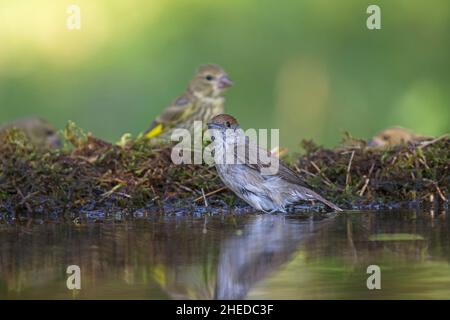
[0,124,448,217]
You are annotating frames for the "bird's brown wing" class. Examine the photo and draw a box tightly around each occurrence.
[144,94,194,138]
[235,137,310,188]
[276,160,342,211]
[236,137,342,211]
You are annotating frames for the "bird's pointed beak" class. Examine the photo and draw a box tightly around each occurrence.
[218,75,233,89]
[207,122,222,130]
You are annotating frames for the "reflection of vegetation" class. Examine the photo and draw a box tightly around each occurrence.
[0,212,449,299]
[368,233,424,241]
[0,214,311,299]
[249,211,450,299]
[0,220,166,299]
[0,216,223,299]
[0,124,448,215]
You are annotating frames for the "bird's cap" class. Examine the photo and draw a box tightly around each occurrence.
[207,114,239,129]
[196,64,226,74]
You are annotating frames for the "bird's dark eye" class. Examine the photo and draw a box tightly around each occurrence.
[205,75,214,81]
[46,129,55,136]
[382,135,389,140]
[225,121,231,128]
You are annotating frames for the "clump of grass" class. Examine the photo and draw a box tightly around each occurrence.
[0,123,224,216]
[0,123,448,216]
[295,134,449,209]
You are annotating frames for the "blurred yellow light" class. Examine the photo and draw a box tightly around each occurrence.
[0,0,165,69]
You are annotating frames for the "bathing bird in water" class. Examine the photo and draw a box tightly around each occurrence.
[207,114,342,213]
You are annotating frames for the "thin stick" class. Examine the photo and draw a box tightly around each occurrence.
[297,166,333,188]
[194,187,227,202]
[174,182,195,193]
[100,183,125,199]
[418,157,430,170]
[359,178,370,196]
[345,151,355,188]
[419,133,449,149]
[423,179,447,202]
[435,185,447,202]
[390,156,397,166]
[368,162,375,176]
[299,168,317,177]
[310,161,334,187]
[16,187,33,214]
[358,162,375,196]
[201,188,208,207]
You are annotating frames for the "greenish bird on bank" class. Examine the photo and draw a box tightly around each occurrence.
[143,64,233,142]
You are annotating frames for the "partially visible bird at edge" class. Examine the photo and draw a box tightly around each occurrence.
[0,116,62,149]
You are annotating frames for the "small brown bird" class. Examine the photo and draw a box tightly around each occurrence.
[207,114,342,213]
[0,117,61,149]
[144,64,233,141]
[368,127,428,148]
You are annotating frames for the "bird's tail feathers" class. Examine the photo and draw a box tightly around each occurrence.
[305,189,343,212]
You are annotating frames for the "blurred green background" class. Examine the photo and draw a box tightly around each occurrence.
[0,0,449,149]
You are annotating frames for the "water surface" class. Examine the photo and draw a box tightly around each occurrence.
[0,210,449,299]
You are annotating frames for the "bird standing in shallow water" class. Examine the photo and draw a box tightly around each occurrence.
[144,64,233,142]
[207,114,342,213]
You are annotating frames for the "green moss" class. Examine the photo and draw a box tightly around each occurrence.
[295,136,449,208]
[0,123,448,216]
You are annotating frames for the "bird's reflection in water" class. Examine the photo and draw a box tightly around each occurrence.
[146,213,334,300]
[214,214,333,299]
